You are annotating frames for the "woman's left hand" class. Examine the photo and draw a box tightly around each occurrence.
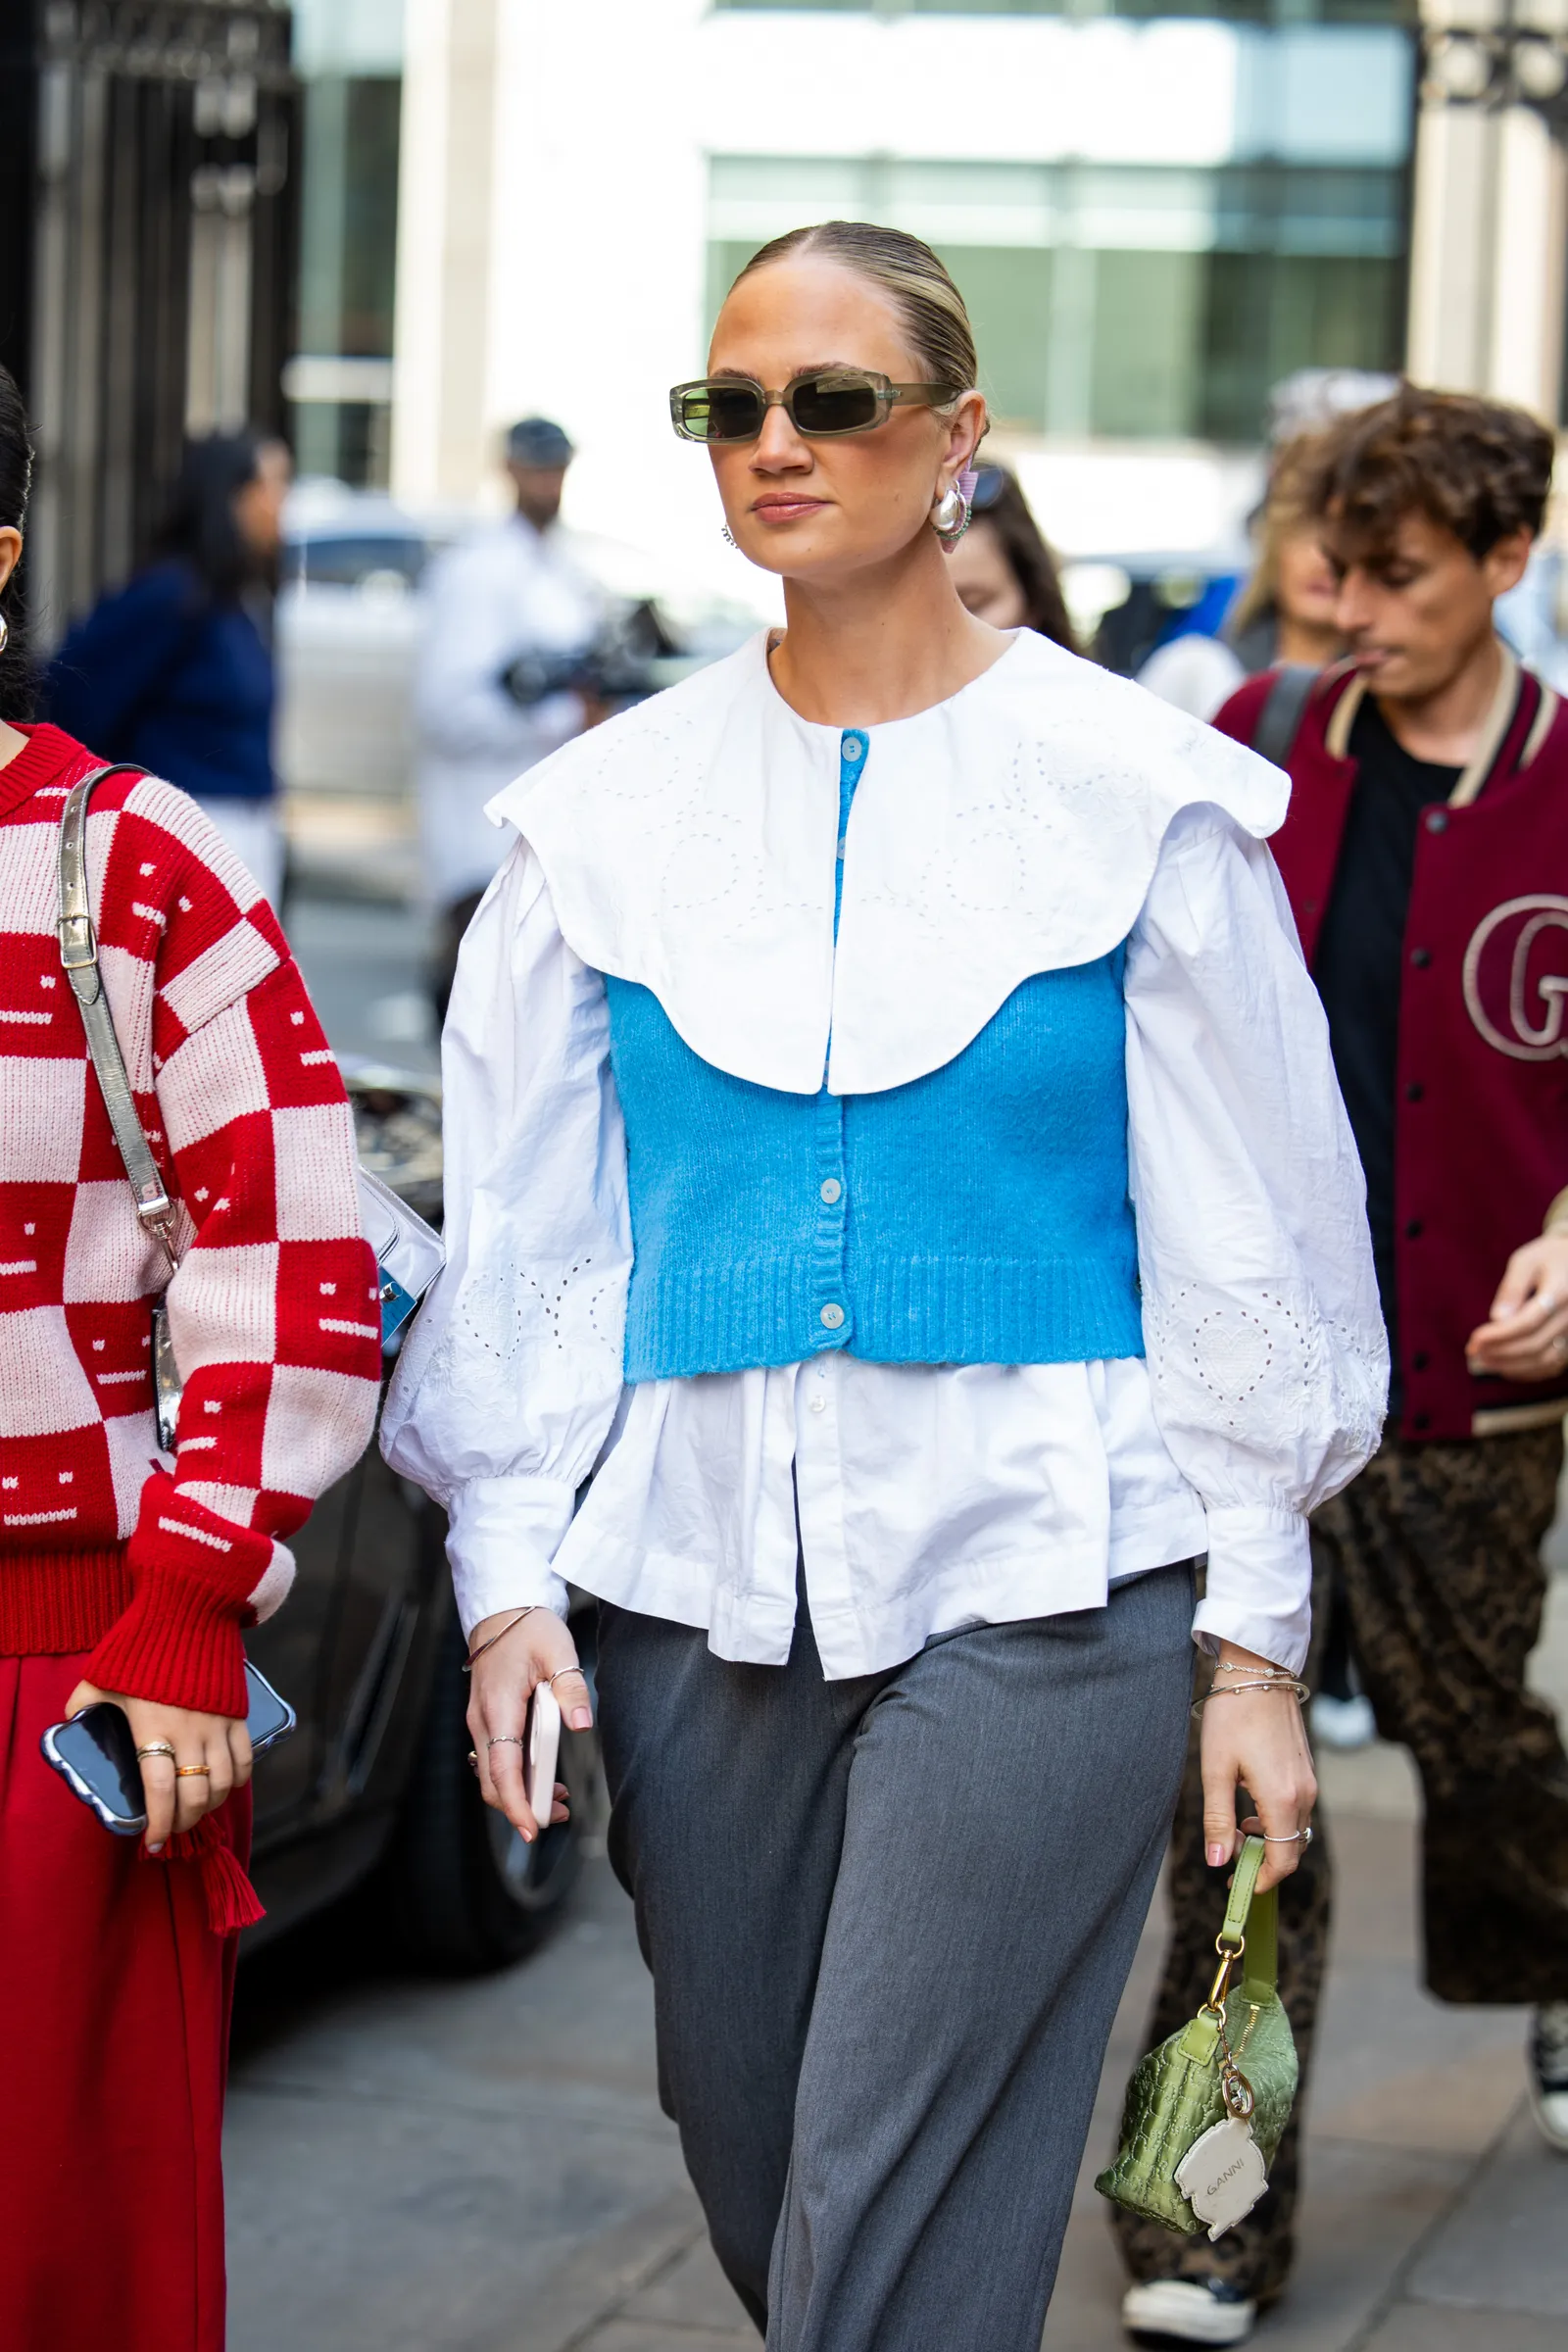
[1199,1643,1316,1894]
[1466,1233,1568,1384]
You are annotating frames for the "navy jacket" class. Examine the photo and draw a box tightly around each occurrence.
[46,560,274,803]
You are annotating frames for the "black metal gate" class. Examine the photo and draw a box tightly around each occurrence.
[2,0,298,642]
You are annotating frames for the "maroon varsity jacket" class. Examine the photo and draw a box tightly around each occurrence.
[1214,657,1568,1443]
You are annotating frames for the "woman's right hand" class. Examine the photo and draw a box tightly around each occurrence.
[466,1608,594,1841]
[63,1680,253,1853]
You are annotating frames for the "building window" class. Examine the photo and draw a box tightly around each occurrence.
[711,1,1416,21]
[289,0,404,487]
[708,154,1405,443]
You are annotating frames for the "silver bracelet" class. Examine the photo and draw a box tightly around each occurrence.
[462,1605,543,1675]
[1192,1677,1310,1717]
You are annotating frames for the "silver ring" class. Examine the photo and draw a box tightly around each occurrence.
[547,1667,585,1688]
[134,1740,177,1762]
[1262,1825,1313,1845]
[486,1733,524,1748]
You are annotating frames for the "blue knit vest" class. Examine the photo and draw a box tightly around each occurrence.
[604,728,1144,1381]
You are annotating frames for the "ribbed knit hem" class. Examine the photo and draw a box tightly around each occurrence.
[623,1251,1146,1382]
[0,1546,134,1656]
[85,1564,249,1717]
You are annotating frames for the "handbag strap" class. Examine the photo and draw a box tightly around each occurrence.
[1218,1834,1279,1992]
[1250,662,1317,768]
[58,764,178,1273]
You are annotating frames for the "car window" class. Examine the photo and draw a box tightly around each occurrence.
[284,534,428,590]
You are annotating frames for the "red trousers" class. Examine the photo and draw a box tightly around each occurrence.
[0,1651,247,2352]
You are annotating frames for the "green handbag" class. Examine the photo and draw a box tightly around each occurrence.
[1096,1836,1298,2238]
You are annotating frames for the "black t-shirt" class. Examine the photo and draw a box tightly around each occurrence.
[1313,696,1462,1405]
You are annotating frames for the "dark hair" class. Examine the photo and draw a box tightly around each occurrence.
[0,363,34,723]
[969,466,1077,654]
[1307,384,1552,564]
[154,431,266,600]
[730,220,979,402]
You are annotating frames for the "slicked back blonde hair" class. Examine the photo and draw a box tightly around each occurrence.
[729,220,979,407]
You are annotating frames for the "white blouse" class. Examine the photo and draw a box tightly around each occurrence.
[382,632,1387,1680]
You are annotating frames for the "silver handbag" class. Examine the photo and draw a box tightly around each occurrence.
[58,764,444,1448]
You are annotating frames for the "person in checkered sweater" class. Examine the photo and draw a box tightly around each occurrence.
[0,369,380,2352]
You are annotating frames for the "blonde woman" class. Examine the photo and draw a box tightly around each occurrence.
[385,223,1384,2347]
[1139,437,1343,719]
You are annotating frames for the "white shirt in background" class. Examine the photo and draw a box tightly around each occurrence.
[414,513,603,906]
[1137,632,1248,723]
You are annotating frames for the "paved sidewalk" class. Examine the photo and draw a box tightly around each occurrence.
[226,1579,1568,2352]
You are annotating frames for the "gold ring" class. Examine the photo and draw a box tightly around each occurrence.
[174,1764,212,1778]
[467,1750,478,1770]
[135,1741,177,1761]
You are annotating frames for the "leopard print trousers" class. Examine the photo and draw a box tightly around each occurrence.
[1112,1424,1568,2305]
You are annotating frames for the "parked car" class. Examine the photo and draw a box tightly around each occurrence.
[242,1062,600,1969]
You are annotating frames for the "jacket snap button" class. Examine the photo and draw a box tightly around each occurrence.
[1405,1218,1423,1240]
[1405,1081,1424,1102]
[1412,1350,1430,1371]
[819,1302,845,1330]
[820,1178,842,1204]
[1426,810,1448,834]
[1410,948,1432,968]
[1413,1412,1431,1432]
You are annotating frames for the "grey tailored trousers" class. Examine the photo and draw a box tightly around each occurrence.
[597,1560,1196,2352]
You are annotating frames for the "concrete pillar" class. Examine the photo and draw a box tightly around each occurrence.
[1490,103,1568,414]
[1406,54,1567,416]
[390,0,503,504]
[1406,100,1499,393]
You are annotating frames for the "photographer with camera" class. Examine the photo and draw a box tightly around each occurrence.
[415,416,603,1010]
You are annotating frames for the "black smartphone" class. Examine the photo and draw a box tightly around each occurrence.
[40,1661,296,1835]
[40,1697,146,1835]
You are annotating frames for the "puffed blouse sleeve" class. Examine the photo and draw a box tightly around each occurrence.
[1124,805,1389,1675]
[380,839,630,1634]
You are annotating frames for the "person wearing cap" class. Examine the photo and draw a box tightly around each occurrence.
[414,416,603,1003]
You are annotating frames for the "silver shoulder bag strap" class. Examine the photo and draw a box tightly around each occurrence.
[58,764,183,1448]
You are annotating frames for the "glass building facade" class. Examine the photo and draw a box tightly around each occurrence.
[707,2,1415,446]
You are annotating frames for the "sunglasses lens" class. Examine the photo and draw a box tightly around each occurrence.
[679,383,765,442]
[792,373,881,435]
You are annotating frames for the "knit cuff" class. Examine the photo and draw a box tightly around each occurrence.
[85,1469,273,1715]
[85,1563,250,1717]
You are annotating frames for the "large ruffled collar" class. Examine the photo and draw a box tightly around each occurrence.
[488,629,1286,1095]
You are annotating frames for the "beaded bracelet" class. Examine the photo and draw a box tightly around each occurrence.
[1192,1676,1309,1716]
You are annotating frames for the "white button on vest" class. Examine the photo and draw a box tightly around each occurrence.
[819,1302,845,1330]
[808,1394,827,1414]
[820,1178,842,1204]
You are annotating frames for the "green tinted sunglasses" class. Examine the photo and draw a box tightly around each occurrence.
[669,368,962,444]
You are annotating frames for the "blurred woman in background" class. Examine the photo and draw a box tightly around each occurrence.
[47,430,290,904]
[944,462,1078,651]
[1137,436,1342,719]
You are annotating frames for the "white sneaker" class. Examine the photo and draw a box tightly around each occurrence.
[1121,2278,1257,2345]
[1309,1690,1377,1750]
[1529,2001,1568,2154]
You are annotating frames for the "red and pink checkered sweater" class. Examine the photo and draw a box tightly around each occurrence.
[0,724,380,1717]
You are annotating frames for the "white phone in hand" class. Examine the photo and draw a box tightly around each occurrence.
[526,1682,562,1829]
